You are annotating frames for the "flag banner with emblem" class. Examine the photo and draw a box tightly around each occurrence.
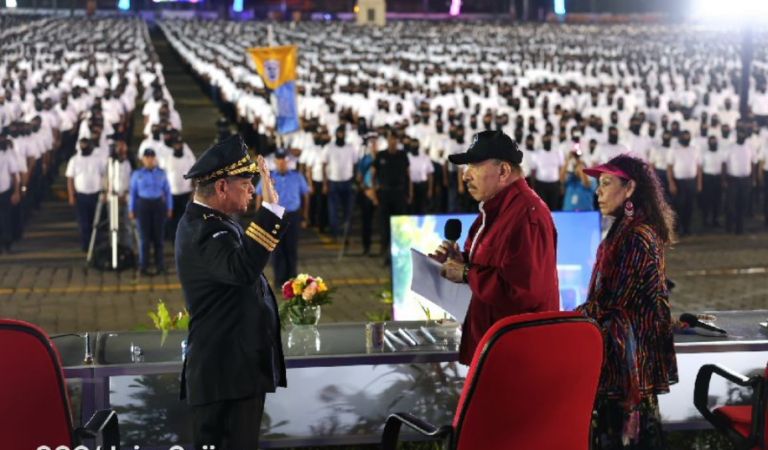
[247,45,299,135]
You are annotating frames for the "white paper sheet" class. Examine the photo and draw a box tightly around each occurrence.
[409,248,472,322]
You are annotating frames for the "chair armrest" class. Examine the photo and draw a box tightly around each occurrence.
[74,409,120,447]
[381,412,454,450]
[694,364,761,449]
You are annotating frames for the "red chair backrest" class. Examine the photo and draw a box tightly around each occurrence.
[764,362,768,448]
[452,312,603,450]
[0,319,74,449]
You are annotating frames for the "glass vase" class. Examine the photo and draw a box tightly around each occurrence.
[287,305,321,354]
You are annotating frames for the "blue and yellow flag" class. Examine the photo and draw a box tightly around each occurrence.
[247,45,299,135]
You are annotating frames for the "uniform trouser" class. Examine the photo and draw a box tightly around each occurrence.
[535,180,561,211]
[310,180,328,231]
[190,393,266,450]
[272,210,301,287]
[410,181,428,215]
[726,176,750,234]
[700,174,722,225]
[136,197,167,271]
[378,188,407,260]
[360,192,376,253]
[764,171,768,226]
[0,189,12,251]
[446,171,458,213]
[11,195,25,241]
[673,178,696,234]
[167,193,190,242]
[29,158,43,210]
[327,180,354,237]
[75,193,99,251]
[655,169,670,200]
[432,162,445,213]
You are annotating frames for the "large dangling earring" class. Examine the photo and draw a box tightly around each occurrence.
[624,200,634,218]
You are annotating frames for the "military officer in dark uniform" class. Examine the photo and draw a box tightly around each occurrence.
[175,135,288,450]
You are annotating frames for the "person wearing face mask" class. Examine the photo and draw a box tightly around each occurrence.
[66,138,107,252]
[0,134,21,254]
[750,82,768,130]
[162,137,197,242]
[699,135,724,228]
[322,125,359,240]
[666,130,701,237]
[591,126,629,167]
[529,134,564,211]
[627,119,650,162]
[371,131,411,265]
[445,127,467,212]
[302,128,330,233]
[139,123,166,159]
[722,131,758,235]
[407,138,433,215]
[719,98,738,130]
[520,134,537,186]
[356,136,379,256]
[648,129,672,196]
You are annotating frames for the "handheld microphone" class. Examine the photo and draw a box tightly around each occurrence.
[679,313,727,337]
[444,219,462,259]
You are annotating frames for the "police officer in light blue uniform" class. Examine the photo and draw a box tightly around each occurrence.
[256,151,309,286]
[129,149,172,275]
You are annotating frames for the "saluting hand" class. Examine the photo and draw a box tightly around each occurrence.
[257,155,280,205]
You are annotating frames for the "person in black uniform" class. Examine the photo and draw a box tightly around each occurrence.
[175,135,289,450]
[371,131,411,265]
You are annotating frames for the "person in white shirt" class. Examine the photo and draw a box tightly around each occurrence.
[0,135,21,254]
[322,126,359,238]
[529,134,565,211]
[162,137,196,241]
[591,127,629,166]
[749,82,768,129]
[304,128,330,233]
[407,137,434,215]
[666,130,702,236]
[138,123,166,160]
[66,138,106,251]
[723,131,757,235]
[699,135,725,228]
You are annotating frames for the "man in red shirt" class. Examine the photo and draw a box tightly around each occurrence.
[430,130,560,365]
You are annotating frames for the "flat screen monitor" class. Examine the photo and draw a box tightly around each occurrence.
[390,211,602,321]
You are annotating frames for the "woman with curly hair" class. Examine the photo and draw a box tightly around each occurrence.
[578,154,679,449]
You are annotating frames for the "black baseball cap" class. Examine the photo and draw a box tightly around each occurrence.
[448,130,523,165]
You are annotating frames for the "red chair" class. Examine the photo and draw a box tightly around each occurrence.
[0,319,119,449]
[381,311,604,450]
[694,362,767,450]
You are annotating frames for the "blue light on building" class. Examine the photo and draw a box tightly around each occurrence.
[118,0,129,10]
[233,0,243,13]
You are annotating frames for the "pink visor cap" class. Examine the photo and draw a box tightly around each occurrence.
[583,163,631,181]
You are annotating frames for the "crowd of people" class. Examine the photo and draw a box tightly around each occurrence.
[162,19,768,261]
[0,15,196,274]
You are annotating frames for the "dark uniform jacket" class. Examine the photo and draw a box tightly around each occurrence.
[175,201,288,406]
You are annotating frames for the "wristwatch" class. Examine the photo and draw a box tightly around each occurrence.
[462,263,471,284]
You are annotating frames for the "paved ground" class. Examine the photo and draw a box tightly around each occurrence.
[0,29,767,334]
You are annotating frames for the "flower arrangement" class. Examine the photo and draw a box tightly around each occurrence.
[279,274,333,326]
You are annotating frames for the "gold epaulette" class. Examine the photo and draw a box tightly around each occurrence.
[245,223,278,251]
[203,213,223,221]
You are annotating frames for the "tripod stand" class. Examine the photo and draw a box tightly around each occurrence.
[86,157,138,270]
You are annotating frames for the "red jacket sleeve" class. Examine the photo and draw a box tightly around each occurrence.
[466,209,559,313]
